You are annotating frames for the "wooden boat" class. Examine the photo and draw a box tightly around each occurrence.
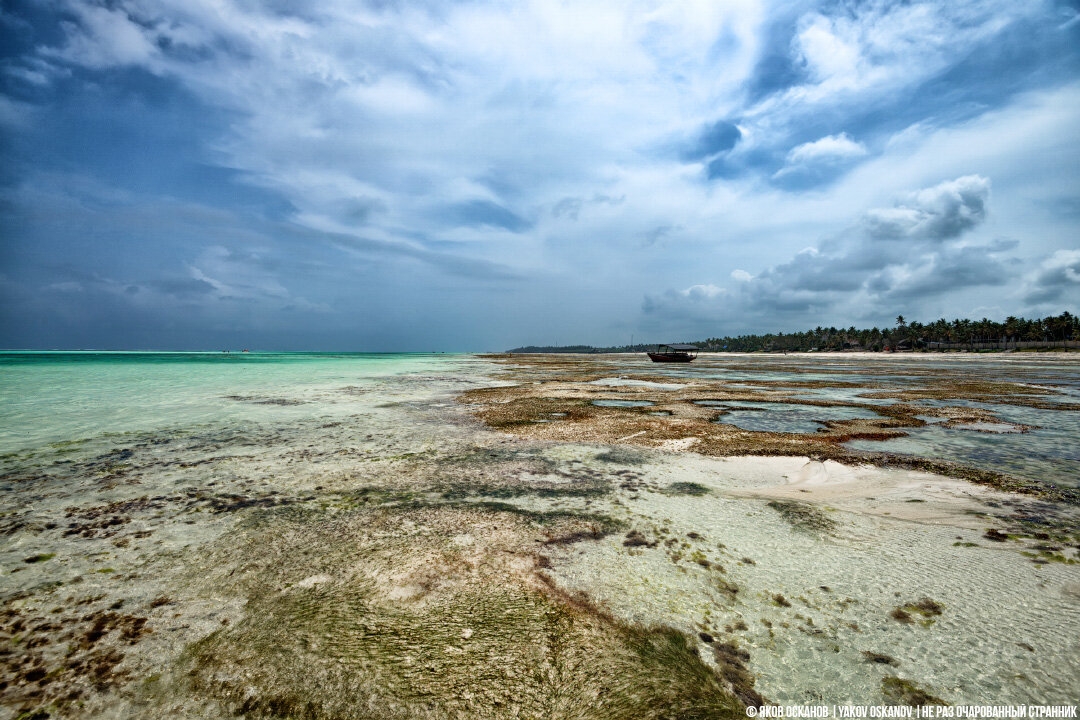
[647,343,699,363]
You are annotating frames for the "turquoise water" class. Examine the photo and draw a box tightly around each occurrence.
[0,352,468,454]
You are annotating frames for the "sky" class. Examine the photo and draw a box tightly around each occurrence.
[1,0,1079,351]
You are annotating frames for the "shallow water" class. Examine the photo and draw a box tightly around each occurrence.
[705,401,884,434]
[781,386,903,405]
[848,422,1080,488]
[505,451,1080,707]
[0,352,473,455]
[596,353,1080,487]
[847,398,1080,487]
[2,352,1078,715]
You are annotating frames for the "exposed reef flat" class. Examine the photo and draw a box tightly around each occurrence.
[466,353,1080,501]
[2,352,1079,718]
[458,354,1080,703]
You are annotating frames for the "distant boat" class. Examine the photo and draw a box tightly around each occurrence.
[647,343,699,363]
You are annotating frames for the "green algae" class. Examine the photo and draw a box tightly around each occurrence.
[595,447,651,465]
[1021,549,1078,564]
[182,505,748,720]
[665,482,711,496]
[766,500,836,534]
[438,481,611,502]
[891,599,943,627]
[862,651,898,666]
[902,598,944,616]
[881,676,946,706]
[862,380,1055,402]
[240,489,626,543]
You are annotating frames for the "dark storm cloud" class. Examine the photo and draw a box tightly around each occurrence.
[1024,250,1080,304]
[744,24,807,102]
[550,194,624,221]
[874,245,1011,300]
[763,176,997,295]
[641,224,678,247]
[756,247,876,293]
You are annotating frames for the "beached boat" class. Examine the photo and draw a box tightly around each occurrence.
[647,343,698,363]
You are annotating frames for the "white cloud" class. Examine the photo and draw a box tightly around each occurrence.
[795,13,863,88]
[682,284,726,299]
[7,0,1079,347]
[862,175,990,242]
[786,133,867,165]
[743,0,1042,152]
[45,4,160,69]
[644,173,1012,332]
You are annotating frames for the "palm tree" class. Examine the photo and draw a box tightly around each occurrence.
[896,315,906,328]
[1005,316,1018,341]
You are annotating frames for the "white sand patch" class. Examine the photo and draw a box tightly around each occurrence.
[386,584,426,601]
[658,437,699,451]
[796,459,829,485]
[296,574,332,589]
[589,377,686,390]
[720,457,1006,529]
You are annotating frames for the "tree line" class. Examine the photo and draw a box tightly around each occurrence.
[507,312,1079,354]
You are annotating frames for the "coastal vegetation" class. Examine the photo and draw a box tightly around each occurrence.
[508,312,1079,353]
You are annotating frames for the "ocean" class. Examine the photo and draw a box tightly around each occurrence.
[0,352,471,455]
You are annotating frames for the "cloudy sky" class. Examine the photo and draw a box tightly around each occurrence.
[1,0,1078,350]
